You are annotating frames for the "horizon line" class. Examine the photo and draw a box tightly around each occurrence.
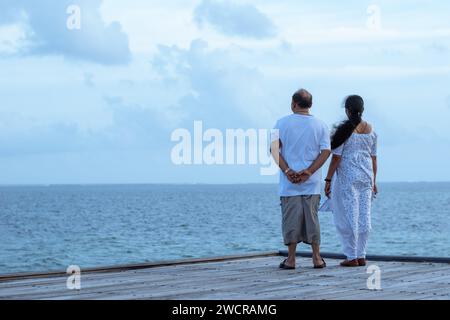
[1,181,450,187]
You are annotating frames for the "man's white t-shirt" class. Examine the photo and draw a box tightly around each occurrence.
[272,114,331,197]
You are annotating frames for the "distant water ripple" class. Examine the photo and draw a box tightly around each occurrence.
[0,183,449,274]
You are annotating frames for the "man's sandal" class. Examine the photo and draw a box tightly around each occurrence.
[279,259,296,270]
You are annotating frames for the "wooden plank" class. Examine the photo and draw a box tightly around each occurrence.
[1,255,450,300]
[0,257,279,295]
[0,251,279,282]
[0,259,281,299]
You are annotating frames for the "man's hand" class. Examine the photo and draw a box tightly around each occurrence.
[286,169,313,184]
[286,170,301,184]
[297,169,313,183]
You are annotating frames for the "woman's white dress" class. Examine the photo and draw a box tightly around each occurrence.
[331,130,377,260]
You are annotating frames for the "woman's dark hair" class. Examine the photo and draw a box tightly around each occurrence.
[331,95,365,150]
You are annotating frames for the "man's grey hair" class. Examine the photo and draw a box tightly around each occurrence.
[292,89,313,109]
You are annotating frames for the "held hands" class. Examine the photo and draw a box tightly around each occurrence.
[286,169,313,184]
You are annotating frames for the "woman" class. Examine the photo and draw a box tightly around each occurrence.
[324,95,378,267]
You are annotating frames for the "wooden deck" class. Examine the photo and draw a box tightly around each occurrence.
[1,252,449,300]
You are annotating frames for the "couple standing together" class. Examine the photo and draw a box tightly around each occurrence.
[271,88,378,269]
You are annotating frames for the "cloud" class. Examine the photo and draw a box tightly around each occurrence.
[193,0,276,39]
[152,39,274,129]
[83,72,95,87]
[0,114,86,156]
[102,96,173,149]
[426,42,448,54]
[0,0,130,64]
[2,1,450,183]
[0,97,173,157]
[0,24,28,55]
[1,38,274,158]
[0,1,24,25]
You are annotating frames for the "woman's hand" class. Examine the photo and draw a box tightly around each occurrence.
[325,181,331,198]
[373,184,378,195]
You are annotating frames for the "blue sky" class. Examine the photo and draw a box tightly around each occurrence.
[0,0,449,184]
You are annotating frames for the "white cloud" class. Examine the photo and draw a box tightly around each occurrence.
[152,39,277,128]
[2,0,450,182]
[0,24,28,55]
[193,0,276,39]
[0,0,131,64]
[262,65,450,78]
[100,0,199,54]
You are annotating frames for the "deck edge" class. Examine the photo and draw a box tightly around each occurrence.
[280,251,450,264]
[3,250,449,283]
[0,251,280,282]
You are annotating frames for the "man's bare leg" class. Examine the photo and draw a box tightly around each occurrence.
[312,243,323,266]
[285,243,297,267]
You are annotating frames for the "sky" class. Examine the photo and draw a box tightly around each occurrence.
[0,0,449,184]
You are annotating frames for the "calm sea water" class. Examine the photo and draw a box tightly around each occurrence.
[1,183,449,275]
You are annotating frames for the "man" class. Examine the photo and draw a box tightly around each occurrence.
[271,88,331,269]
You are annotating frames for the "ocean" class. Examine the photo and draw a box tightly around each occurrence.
[0,183,449,275]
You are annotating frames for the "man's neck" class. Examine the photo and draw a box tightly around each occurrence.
[294,108,311,115]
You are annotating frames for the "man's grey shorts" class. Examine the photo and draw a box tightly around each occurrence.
[280,195,321,246]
